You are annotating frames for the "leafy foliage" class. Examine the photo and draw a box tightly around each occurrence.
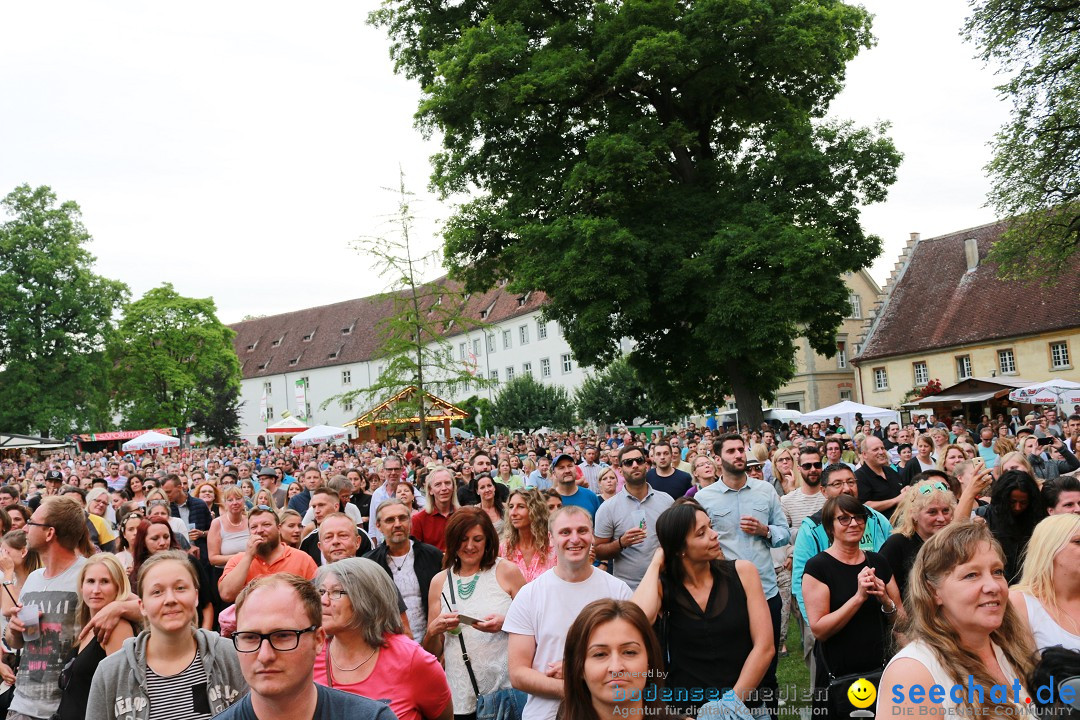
[966,0,1080,279]
[108,284,241,434]
[489,375,575,432]
[575,357,688,426]
[0,185,129,436]
[373,0,901,430]
[189,366,245,446]
[452,395,494,436]
[322,172,490,443]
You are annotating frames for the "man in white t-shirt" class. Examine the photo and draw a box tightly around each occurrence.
[503,505,631,720]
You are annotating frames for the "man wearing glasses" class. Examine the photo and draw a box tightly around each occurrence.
[790,463,892,685]
[217,574,395,720]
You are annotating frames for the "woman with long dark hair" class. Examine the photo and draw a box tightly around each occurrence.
[974,469,1046,582]
[631,500,773,716]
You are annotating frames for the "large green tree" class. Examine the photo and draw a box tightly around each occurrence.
[373,0,901,429]
[108,284,241,435]
[575,357,687,426]
[0,184,129,437]
[967,0,1080,280]
[489,375,575,431]
[323,172,489,444]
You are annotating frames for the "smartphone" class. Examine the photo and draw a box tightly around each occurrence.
[456,614,483,626]
[1038,436,1055,446]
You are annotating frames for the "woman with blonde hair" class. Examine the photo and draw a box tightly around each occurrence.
[499,488,554,583]
[879,477,957,600]
[998,449,1035,476]
[877,522,1036,718]
[207,485,249,568]
[1009,512,1080,651]
[770,447,801,495]
[934,444,967,476]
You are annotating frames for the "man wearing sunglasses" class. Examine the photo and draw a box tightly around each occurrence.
[218,574,395,720]
[790,463,892,685]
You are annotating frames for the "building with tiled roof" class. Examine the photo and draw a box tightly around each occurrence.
[852,220,1080,410]
[229,280,589,441]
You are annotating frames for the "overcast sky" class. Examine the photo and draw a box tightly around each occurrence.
[0,1,1009,324]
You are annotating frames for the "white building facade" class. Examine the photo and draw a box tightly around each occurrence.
[230,286,589,442]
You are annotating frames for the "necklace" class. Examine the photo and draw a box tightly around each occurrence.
[329,640,377,672]
[456,572,480,600]
[389,549,411,573]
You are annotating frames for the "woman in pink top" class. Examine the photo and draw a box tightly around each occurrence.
[499,489,556,583]
[313,558,452,720]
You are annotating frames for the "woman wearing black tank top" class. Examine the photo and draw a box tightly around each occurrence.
[631,500,774,715]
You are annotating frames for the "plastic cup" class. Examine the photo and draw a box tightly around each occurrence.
[17,604,40,641]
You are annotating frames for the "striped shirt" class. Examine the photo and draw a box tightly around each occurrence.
[146,650,212,720]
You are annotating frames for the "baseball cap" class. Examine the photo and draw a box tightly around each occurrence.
[45,470,64,483]
[551,452,575,467]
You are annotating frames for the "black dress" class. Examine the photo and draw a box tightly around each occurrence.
[878,533,923,601]
[803,551,892,686]
[56,636,107,720]
[659,560,754,714]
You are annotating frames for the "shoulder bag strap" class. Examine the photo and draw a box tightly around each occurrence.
[446,568,480,696]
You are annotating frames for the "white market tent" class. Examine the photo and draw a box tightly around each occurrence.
[1008,380,1080,407]
[121,430,180,452]
[290,424,349,447]
[265,417,309,434]
[800,400,899,433]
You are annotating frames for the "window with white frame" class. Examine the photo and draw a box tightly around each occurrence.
[913,361,929,386]
[956,355,972,380]
[561,353,573,374]
[506,366,515,381]
[487,333,496,353]
[343,400,353,412]
[537,321,548,340]
[262,381,272,395]
[1051,342,1071,369]
[490,370,499,383]
[265,404,274,420]
[848,293,862,319]
[874,367,888,391]
[300,376,310,389]
[523,362,532,377]
[463,380,471,393]
[502,329,512,349]
[998,349,1017,375]
[472,338,481,356]
[341,370,351,385]
[839,390,853,400]
[519,325,529,345]
[541,358,551,377]
[836,341,847,369]
[459,342,467,360]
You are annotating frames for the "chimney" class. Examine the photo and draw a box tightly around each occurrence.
[964,237,979,272]
[910,232,920,242]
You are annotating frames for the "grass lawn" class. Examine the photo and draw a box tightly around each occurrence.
[776,616,814,716]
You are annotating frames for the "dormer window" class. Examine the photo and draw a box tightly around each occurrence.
[517,292,532,306]
[271,335,284,347]
[341,324,353,336]
[246,341,258,352]
[303,330,315,342]
[479,300,496,319]
[289,355,301,367]
[257,359,270,370]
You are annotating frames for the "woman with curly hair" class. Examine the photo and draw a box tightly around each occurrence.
[878,522,1036,717]
[499,489,554,583]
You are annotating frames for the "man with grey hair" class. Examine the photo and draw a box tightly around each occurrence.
[504,505,631,720]
[854,435,905,520]
[365,499,443,643]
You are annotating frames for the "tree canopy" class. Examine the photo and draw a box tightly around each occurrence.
[575,357,687,426]
[489,375,575,431]
[108,284,241,435]
[373,0,900,429]
[965,0,1080,280]
[0,184,129,437]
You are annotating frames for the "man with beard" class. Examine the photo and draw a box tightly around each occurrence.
[218,506,317,602]
[790,463,892,684]
[697,433,788,718]
[780,446,827,668]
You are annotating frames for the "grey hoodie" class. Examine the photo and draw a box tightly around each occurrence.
[86,628,248,720]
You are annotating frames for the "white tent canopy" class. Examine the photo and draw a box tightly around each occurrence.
[290,424,349,447]
[121,430,180,452]
[1008,380,1080,406]
[800,400,899,433]
[266,417,309,434]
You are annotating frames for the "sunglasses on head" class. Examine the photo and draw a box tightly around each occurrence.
[918,482,950,495]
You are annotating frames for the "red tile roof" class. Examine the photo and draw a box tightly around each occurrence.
[230,279,547,379]
[856,220,1080,362]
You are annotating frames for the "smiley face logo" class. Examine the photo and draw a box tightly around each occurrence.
[847,678,877,709]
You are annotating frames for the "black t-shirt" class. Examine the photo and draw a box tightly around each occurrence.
[877,532,923,600]
[855,464,903,519]
[804,551,893,678]
[646,468,693,500]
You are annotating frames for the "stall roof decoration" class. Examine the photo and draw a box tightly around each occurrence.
[75,428,177,443]
[266,417,309,434]
[345,386,469,429]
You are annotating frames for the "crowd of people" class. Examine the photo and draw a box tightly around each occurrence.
[0,405,1079,720]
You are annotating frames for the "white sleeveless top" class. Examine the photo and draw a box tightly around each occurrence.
[885,640,1030,715]
[218,521,249,561]
[1022,592,1080,651]
[442,558,514,714]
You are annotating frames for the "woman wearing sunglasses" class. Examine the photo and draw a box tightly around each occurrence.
[803,494,904,718]
[879,476,957,600]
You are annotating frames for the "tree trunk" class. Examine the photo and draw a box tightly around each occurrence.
[726,361,765,432]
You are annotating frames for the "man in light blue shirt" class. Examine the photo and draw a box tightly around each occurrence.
[697,432,789,717]
[976,427,999,469]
